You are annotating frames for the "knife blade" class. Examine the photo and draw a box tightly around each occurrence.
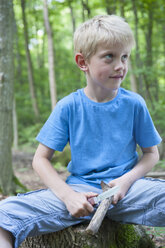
[88,186,119,205]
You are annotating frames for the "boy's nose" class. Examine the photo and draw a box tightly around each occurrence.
[114,60,124,71]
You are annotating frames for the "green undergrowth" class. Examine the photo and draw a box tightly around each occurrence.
[13,176,29,194]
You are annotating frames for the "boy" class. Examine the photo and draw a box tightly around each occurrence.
[0,15,164,248]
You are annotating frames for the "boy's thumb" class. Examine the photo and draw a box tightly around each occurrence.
[108,181,115,188]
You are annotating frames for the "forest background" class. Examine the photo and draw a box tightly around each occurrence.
[1,0,165,191]
[12,0,165,156]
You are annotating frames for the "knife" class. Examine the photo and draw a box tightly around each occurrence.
[88,186,119,205]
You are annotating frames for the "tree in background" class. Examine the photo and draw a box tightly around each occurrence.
[0,0,15,194]
[43,0,57,110]
[21,0,40,120]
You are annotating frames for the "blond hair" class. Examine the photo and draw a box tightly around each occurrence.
[74,15,135,60]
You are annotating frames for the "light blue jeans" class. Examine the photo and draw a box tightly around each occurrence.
[0,178,164,248]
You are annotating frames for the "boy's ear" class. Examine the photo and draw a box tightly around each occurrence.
[75,53,88,72]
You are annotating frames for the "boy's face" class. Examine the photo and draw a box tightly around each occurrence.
[85,43,131,92]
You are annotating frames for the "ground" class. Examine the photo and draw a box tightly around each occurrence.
[0,149,165,247]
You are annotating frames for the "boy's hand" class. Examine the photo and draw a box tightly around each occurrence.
[108,176,132,205]
[63,191,98,218]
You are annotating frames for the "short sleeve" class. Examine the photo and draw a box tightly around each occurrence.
[134,98,162,148]
[36,102,69,151]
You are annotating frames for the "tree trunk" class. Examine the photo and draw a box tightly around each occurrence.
[81,0,91,21]
[131,0,144,95]
[120,0,125,17]
[143,3,158,103]
[20,218,155,248]
[129,60,137,92]
[105,0,116,15]
[13,98,18,149]
[43,0,57,110]
[0,0,15,194]
[68,0,76,34]
[21,0,40,119]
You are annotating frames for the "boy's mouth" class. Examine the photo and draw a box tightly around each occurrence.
[110,75,123,79]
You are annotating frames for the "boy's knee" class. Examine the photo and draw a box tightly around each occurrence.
[0,227,14,248]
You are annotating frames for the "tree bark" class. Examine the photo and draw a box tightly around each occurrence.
[21,0,40,119]
[0,0,15,194]
[131,0,144,95]
[144,2,158,103]
[13,97,18,149]
[20,218,155,248]
[43,0,57,110]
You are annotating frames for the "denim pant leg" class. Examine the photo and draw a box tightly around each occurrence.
[107,178,165,227]
[0,184,101,248]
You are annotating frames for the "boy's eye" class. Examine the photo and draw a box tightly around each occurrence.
[105,54,113,60]
[121,54,128,62]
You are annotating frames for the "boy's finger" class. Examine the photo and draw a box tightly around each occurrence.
[112,194,119,205]
[85,192,98,206]
[84,192,98,198]
[87,197,95,206]
[86,202,94,213]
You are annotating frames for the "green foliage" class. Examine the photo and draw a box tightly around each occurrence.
[149,99,165,138]
[13,176,29,194]
[152,160,165,171]
[0,176,29,195]
[18,123,43,147]
[52,145,71,168]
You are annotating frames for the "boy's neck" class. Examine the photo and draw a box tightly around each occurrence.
[84,86,118,103]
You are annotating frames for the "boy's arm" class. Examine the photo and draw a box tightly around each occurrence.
[108,145,159,204]
[32,143,97,218]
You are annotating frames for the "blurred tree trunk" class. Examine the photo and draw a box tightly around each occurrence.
[43,0,57,110]
[81,0,91,21]
[21,0,40,119]
[13,8,20,149]
[13,98,18,149]
[120,0,125,17]
[0,0,15,195]
[118,5,137,93]
[13,10,23,85]
[105,0,116,14]
[33,7,45,70]
[131,0,144,95]
[68,0,76,34]
[163,25,165,85]
[143,3,158,105]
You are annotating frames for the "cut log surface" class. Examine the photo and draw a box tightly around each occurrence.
[20,218,155,248]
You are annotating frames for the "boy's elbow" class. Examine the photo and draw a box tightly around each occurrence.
[151,145,160,165]
[32,154,39,170]
[155,147,160,163]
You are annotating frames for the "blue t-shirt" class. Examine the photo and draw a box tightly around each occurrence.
[36,88,162,188]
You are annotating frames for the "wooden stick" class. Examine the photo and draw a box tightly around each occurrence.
[86,181,112,235]
[146,172,165,178]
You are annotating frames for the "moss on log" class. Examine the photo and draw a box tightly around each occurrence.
[20,218,155,248]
